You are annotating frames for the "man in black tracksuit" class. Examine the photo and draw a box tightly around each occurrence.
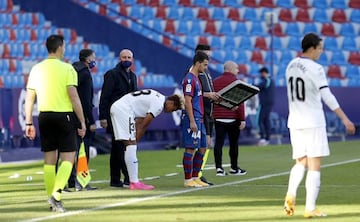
[99,49,137,187]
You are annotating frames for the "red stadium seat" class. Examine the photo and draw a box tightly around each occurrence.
[119,5,129,16]
[295,8,311,22]
[348,52,360,65]
[250,51,264,64]
[238,64,248,75]
[349,0,360,8]
[204,20,217,35]
[227,8,241,21]
[332,9,348,23]
[23,42,30,57]
[327,65,343,79]
[197,8,210,20]
[321,23,337,37]
[155,6,167,19]
[243,0,258,7]
[272,23,286,37]
[198,36,209,45]
[209,0,223,7]
[254,36,267,50]
[294,0,310,8]
[279,8,293,22]
[259,0,276,8]
[164,20,176,34]
[178,0,192,7]
[149,0,161,6]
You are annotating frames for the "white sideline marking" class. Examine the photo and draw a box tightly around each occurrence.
[20,158,360,222]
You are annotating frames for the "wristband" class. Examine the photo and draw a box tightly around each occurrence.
[26,123,33,126]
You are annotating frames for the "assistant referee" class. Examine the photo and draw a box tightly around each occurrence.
[25,34,86,213]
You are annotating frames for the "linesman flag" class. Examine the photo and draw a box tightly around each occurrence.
[77,141,91,188]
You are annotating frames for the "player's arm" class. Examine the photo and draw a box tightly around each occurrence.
[68,86,86,138]
[320,87,355,134]
[24,89,36,140]
[136,114,154,141]
[203,92,220,101]
[184,95,197,132]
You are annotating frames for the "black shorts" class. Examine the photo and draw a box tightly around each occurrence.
[203,113,214,136]
[38,112,78,152]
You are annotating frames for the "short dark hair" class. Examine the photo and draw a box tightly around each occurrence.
[79,49,94,62]
[46,35,64,53]
[259,67,269,73]
[302,33,322,53]
[193,51,209,65]
[167,94,184,110]
[195,44,211,53]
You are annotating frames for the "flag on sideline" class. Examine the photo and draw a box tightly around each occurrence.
[77,141,91,188]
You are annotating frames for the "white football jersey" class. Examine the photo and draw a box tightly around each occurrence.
[285,57,329,129]
[119,89,165,118]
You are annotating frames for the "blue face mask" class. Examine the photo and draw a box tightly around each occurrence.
[120,60,132,69]
[88,60,96,69]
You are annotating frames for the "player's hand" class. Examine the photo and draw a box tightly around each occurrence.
[343,119,355,134]
[190,121,198,133]
[239,121,246,130]
[78,122,86,138]
[25,125,36,140]
[100,119,107,129]
[210,92,220,102]
[89,124,97,132]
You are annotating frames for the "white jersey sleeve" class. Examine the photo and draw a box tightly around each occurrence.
[286,57,328,129]
[129,89,165,118]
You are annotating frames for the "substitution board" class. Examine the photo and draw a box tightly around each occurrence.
[215,80,260,109]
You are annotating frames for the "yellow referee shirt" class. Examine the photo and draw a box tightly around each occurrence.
[27,58,78,112]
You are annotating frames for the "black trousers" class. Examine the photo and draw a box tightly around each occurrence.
[213,120,240,170]
[110,136,129,185]
[258,105,273,141]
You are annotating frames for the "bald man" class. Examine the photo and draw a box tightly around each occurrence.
[99,49,138,188]
[212,61,247,177]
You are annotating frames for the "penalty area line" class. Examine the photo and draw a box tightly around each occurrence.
[21,158,360,222]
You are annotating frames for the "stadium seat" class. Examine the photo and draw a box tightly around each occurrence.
[233,22,248,35]
[312,8,330,23]
[272,36,283,49]
[318,52,329,66]
[259,0,276,8]
[176,20,190,34]
[286,36,301,51]
[209,0,223,7]
[149,0,161,6]
[303,22,318,35]
[345,64,360,78]
[238,63,248,75]
[167,6,180,20]
[330,0,347,9]
[197,7,210,20]
[155,6,167,19]
[248,62,260,76]
[198,36,209,45]
[324,37,339,51]
[249,21,264,36]
[294,0,310,8]
[211,50,224,61]
[243,7,259,21]
[204,20,217,35]
[349,0,360,9]
[327,65,343,79]
[212,7,226,20]
[349,9,360,22]
[250,50,264,64]
[181,7,196,20]
[276,0,293,8]
[243,0,258,7]
[272,23,286,36]
[227,8,241,21]
[254,36,267,50]
[321,23,337,36]
[330,50,347,65]
[210,35,222,50]
[218,20,233,35]
[264,50,279,64]
[224,0,242,7]
[223,36,236,50]
[295,8,311,22]
[285,22,301,36]
[129,5,142,19]
[237,50,250,64]
[178,0,192,7]
[332,9,348,23]
[163,0,177,6]
[341,36,358,51]
[193,0,208,7]
[184,35,197,48]
[348,52,360,65]
[164,20,176,34]
[239,36,253,50]
[223,49,236,61]
[279,50,294,64]
[312,0,327,8]
[279,8,294,22]
[339,23,356,37]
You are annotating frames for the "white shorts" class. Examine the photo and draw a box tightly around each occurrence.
[289,127,330,159]
[110,102,136,141]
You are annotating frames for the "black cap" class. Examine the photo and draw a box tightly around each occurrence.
[79,49,94,61]
[195,44,211,52]
[259,67,269,73]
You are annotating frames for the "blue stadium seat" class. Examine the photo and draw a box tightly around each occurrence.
[249,21,264,36]
[324,37,339,51]
[142,6,155,20]
[312,0,327,8]
[239,36,253,50]
[341,36,357,51]
[330,50,347,65]
[189,20,203,35]
[181,7,196,20]
[211,50,224,62]
[167,6,180,20]
[339,23,356,37]
[349,9,360,23]
[285,22,301,36]
[236,50,249,64]
[224,0,242,7]
[223,36,236,50]
[163,0,177,6]
[193,0,208,7]
[218,20,233,35]
[330,0,347,9]
[129,5,142,19]
[303,22,318,34]
[223,49,236,61]
[233,22,248,35]
[243,7,259,21]
[176,20,190,34]
[287,36,301,51]
[312,8,330,23]
[210,36,222,50]
[212,7,226,20]
[318,52,329,66]
[184,35,196,48]
[276,0,293,8]
[279,50,294,65]
[345,64,360,78]
[264,50,279,64]
[272,36,283,49]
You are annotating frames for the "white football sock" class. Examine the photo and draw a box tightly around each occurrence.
[305,170,321,211]
[125,145,139,183]
[287,164,306,197]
